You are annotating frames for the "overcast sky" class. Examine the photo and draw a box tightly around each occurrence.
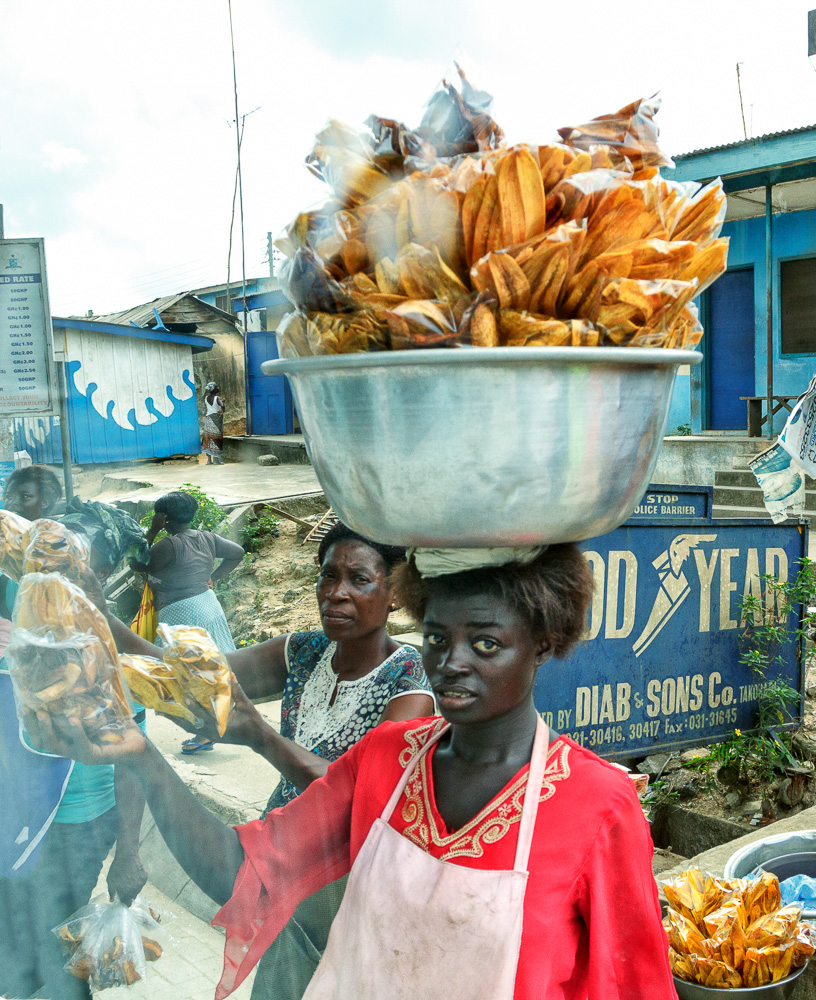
[4,0,816,317]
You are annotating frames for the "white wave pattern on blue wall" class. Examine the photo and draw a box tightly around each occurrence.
[66,329,195,430]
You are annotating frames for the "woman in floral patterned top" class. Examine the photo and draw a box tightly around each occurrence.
[100,522,433,999]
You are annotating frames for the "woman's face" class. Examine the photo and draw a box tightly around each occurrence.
[422,590,548,724]
[4,481,55,521]
[316,540,392,641]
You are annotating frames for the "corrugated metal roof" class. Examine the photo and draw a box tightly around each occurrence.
[82,292,237,329]
[675,123,816,159]
[52,316,215,354]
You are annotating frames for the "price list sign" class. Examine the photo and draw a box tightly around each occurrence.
[0,238,57,414]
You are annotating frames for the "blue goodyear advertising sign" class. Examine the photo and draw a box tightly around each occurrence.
[533,518,807,759]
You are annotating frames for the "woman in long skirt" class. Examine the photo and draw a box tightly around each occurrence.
[203,382,225,464]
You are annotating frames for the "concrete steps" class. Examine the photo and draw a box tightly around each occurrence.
[713,465,816,520]
[222,434,310,465]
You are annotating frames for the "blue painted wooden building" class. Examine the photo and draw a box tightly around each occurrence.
[665,125,816,434]
[15,317,213,464]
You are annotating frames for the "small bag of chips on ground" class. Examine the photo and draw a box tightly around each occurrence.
[0,508,31,581]
[24,518,90,580]
[157,624,233,736]
[53,899,147,990]
[119,654,197,725]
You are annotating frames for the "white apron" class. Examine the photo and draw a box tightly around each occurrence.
[302,717,550,1000]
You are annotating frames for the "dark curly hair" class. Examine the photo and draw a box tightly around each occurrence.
[318,522,406,573]
[5,465,62,509]
[391,544,594,659]
[154,491,199,525]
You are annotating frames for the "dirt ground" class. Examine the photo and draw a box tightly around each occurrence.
[215,516,416,647]
[644,664,816,831]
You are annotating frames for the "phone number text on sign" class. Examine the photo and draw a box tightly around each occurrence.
[533,520,806,758]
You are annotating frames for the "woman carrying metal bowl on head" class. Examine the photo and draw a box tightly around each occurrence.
[26,542,674,1000]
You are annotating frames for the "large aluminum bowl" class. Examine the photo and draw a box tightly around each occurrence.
[673,964,807,1000]
[725,831,816,920]
[263,346,701,547]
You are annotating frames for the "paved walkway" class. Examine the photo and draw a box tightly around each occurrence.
[95,459,321,509]
[88,878,256,1000]
[147,700,284,825]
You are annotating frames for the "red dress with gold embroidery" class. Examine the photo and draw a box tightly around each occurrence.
[213,718,676,1000]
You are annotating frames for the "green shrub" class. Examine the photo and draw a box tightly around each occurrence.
[139,482,228,539]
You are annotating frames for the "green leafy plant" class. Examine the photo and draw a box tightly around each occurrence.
[139,483,227,538]
[713,559,816,783]
[641,779,679,808]
[240,508,280,553]
[675,423,692,436]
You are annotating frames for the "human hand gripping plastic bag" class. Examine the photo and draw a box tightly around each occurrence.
[0,508,31,582]
[7,573,132,743]
[53,894,172,990]
[157,624,233,736]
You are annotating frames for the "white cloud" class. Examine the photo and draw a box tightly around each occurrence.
[40,141,89,171]
[4,0,816,316]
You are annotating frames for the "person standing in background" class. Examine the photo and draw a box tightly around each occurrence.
[202,381,226,465]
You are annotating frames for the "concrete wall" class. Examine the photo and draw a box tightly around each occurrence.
[192,331,247,436]
[666,366,692,432]
[652,435,766,487]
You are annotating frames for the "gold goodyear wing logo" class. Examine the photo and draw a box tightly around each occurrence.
[632,533,718,657]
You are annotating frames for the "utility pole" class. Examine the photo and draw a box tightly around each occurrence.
[227,0,251,435]
[267,232,275,277]
[736,63,748,140]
